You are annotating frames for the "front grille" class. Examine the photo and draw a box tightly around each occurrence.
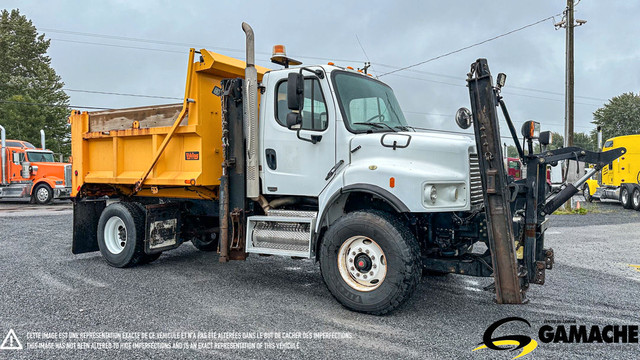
[64,164,72,187]
[469,154,483,206]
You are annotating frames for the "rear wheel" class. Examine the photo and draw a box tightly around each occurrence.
[33,184,53,205]
[632,187,640,211]
[191,233,219,252]
[97,202,147,268]
[621,186,632,209]
[319,210,421,315]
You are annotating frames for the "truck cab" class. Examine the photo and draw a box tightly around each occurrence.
[259,65,479,215]
[0,137,72,204]
[584,134,640,209]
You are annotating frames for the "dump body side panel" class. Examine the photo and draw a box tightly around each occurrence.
[70,50,269,199]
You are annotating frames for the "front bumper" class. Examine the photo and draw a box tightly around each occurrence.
[54,185,72,199]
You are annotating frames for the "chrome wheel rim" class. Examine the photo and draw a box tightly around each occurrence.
[633,190,640,208]
[36,187,49,202]
[622,188,629,206]
[104,216,127,255]
[337,236,387,292]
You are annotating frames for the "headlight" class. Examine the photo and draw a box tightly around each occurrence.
[430,186,437,203]
[423,183,467,208]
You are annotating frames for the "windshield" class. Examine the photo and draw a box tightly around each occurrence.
[333,71,408,132]
[26,151,55,162]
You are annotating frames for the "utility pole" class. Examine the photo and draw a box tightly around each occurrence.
[565,0,574,151]
[555,1,586,209]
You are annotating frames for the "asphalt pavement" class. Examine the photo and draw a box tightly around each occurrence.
[0,200,639,359]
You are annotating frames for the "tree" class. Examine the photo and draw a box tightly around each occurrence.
[592,92,640,141]
[547,131,595,151]
[0,9,70,157]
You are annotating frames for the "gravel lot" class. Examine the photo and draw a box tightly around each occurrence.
[1,199,639,359]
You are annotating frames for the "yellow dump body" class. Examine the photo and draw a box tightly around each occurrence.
[70,49,269,200]
[600,134,640,186]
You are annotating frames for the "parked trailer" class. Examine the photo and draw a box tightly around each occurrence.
[584,134,640,210]
[70,23,623,314]
[0,127,71,204]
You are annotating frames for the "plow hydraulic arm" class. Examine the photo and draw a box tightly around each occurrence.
[466,59,625,304]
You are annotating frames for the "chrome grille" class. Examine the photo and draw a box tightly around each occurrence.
[469,154,484,206]
[64,164,72,187]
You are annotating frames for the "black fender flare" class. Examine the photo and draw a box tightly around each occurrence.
[313,184,410,259]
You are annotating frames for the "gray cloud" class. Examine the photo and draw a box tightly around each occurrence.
[4,0,639,144]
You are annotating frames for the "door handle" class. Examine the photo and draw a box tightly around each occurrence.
[265,149,277,170]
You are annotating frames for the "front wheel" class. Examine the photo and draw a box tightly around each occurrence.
[583,185,593,203]
[33,184,53,205]
[319,210,421,315]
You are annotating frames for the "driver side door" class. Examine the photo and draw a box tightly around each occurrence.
[261,73,336,197]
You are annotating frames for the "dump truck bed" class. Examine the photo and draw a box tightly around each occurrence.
[69,49,268,199]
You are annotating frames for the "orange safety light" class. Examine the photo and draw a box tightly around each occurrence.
[272,45,286,57]
[270,45,302,68]
[389,177,395,188]
[347,66,354,70]
[328,62,335,66]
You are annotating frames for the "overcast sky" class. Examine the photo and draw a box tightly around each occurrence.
[4,1,639,145]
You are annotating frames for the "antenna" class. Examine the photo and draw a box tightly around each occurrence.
[355,34,376,77]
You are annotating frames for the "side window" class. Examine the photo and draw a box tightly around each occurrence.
[275,78,328,131]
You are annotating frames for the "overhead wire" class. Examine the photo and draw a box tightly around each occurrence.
[377,14,562,77]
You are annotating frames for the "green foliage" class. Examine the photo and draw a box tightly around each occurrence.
[547,131,595,151]
[592,92,640,141]
[0,9,70,157]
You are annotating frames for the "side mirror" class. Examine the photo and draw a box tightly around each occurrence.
[12,152,20,164]
[455,107,473,129]
[287,73,304,110]
[286,112,302,129]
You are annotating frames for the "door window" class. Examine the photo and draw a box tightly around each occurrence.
[275,78,327,131]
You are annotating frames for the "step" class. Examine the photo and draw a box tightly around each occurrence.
[246,211,317,258]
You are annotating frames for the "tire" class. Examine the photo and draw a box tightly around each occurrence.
[191,233,219,252]
[140,252,162,264]
[97,202,147,268]
[33,183,53,205]
[632,187,640,211]
[621,185,632,209]
[319,210,421,315]
[583,185,593,203]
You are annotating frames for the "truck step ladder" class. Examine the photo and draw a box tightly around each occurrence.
[246,210,316,258]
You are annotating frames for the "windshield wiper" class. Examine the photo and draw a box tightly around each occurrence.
[353,122,397,132]
[394,125,415,132]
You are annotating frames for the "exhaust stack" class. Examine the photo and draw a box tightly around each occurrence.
[242,22,259,200]
[0,125,6,185]
[40,129,46,150]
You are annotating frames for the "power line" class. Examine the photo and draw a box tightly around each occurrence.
[63,88,182,100]
[46,27,608,104]
[0,99,107,110]
[378,14,561,77]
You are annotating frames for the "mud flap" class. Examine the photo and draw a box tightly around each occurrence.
[145,203,182,254]
[72,199,106,254]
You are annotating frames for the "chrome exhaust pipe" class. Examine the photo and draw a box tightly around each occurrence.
[0,125,6,185]
[242,22,259,200]
[40,129,45,150]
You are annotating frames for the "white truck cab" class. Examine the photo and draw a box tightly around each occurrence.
[259,65,481,223]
